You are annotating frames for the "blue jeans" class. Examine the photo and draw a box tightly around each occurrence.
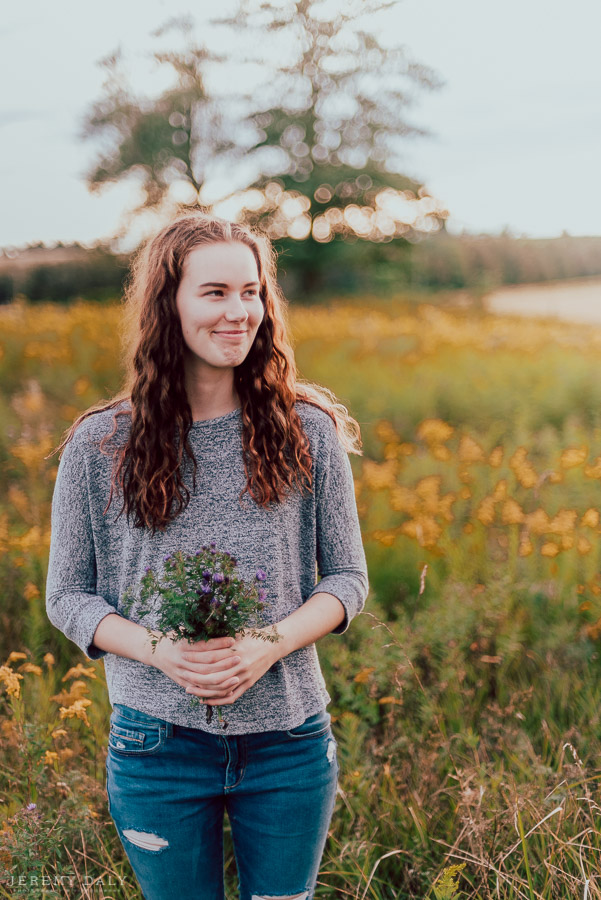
[105,703,340,900]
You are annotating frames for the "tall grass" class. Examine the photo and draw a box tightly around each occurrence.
[3,296,601,897]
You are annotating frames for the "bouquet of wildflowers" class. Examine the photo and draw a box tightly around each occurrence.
[121,543,281,729]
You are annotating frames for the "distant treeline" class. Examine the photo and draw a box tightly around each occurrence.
[1,232,600,304]
[409,232,601,292]
[0,245,129,305]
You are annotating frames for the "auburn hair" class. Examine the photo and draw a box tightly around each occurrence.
[50,210,363,535]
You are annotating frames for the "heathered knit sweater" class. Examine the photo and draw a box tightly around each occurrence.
[45,400,369,734]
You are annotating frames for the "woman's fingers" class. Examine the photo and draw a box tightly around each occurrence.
[181,646,239,666]
[185,677,239,698]
[184,668,241,695]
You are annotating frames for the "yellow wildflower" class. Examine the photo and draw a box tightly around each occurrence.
[459,487,471,499]
[416,419,454,444]
[525,509,551,535]
[541,542,560,558]
[492,479,508,501]
[5,652,27,664]
[378,697,402,705]
[581,508,600,529]
[431,444,451,461]
[43,750,59,766]
[489,446,504,467]
[548,509,578,536]
[8,486,30,520]
[437,493,456,522]
[18,663,42,675]
[51,680,90,706]
[560,446,588,469]
[401,516,441,549]
[24,582,40,601]
[501,499,524,525]
[519,538,534,557]
[62,664,97,681]
[361,459,398,490]
[390,485,418,515]
[509,447,538,489]
[458,435,486,464]
[373,530,396,547]
[476,497,496,526]
[0,666,23,698]
[415,476,441,510]
[74,376,90,396]
[397,443,415,456]
[585,458,601,479]
[52,728,68,738]
[578,537,593,555]
[374,420,398,443]
[43,653,55,667]
[59,698,92,727]
[354,667,375,683]
[561,535,574,550]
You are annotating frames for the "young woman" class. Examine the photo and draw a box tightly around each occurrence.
[46,211,369,900]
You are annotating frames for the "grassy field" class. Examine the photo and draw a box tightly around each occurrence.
[3,294,601,897]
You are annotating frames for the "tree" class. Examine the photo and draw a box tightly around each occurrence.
[80,17,236,231]
[212,0,448,292]
[80,2,447,293]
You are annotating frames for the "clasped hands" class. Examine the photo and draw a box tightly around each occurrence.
[154,628,284,706]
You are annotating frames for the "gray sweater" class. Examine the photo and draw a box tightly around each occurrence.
[45,400,369,734]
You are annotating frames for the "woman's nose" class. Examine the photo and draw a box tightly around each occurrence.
[224,295,249,318]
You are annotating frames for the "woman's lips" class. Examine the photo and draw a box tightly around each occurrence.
[214,331,247,340]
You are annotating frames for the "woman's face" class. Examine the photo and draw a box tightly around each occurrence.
[175,241,265,374]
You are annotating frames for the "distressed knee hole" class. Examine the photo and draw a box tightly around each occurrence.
[326,739,336,763]
[251,893,308,900]
[122,829,169,852]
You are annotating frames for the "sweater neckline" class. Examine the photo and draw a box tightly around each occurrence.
[190,407,242,429]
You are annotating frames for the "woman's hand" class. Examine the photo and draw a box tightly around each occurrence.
[152,632,243,701]
[182,629,283,705]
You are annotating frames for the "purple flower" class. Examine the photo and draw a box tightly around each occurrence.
[210,541,217,549]
[213,572,225,584]
[210,596,222,607]
[200,583,212,595]
[256,568,266,581]
[26,803,36,811]
[163,554,172,563]
[258,587,267,601]
[195,550,202,557]
[144,566,153,575]
[202,569,212,579]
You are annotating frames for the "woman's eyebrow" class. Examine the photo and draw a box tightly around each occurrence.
[199,281,260,288]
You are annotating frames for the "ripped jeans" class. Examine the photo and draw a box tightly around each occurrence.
[105,703,339,900]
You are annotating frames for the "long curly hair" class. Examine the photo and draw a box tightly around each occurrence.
[50,210,363,534]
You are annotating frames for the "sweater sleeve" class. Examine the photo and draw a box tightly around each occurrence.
[45,432,118,661]
[308,418,369,634]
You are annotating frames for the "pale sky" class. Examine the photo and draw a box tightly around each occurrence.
[1,0,600,249]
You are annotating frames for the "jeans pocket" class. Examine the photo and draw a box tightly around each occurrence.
[285,708,331,739]
[108,704,166,757]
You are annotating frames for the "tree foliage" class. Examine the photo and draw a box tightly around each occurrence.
[80,2,448,291]
[80,18,235,218]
